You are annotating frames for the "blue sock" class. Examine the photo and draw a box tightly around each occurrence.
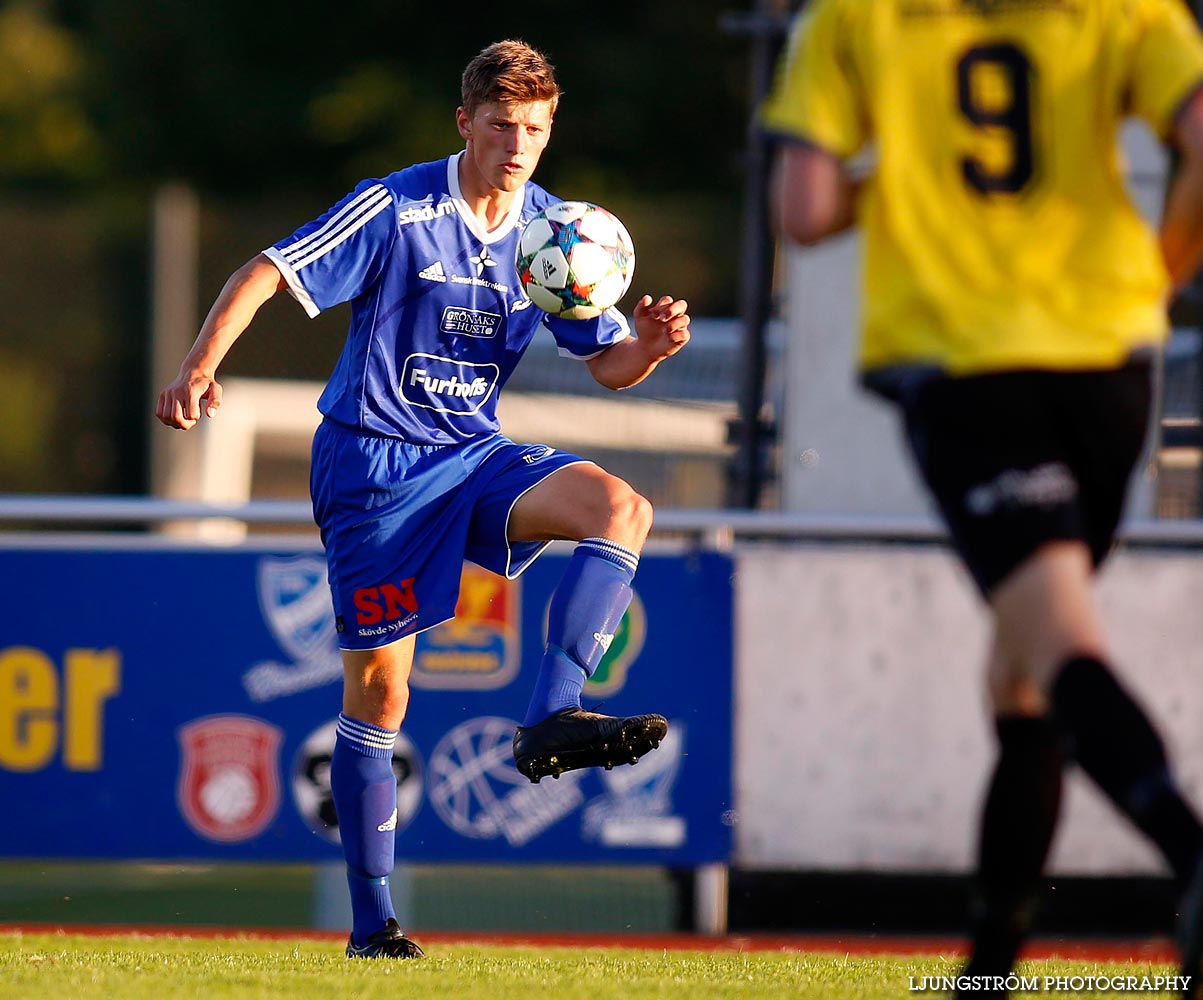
[330,713,399,946]
[522,537,638,727]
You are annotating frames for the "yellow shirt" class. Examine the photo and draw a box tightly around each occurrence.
[761,0,1203,375]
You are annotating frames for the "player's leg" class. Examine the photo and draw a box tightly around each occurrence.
[465,451,665,782]
[961,644,1064,986]
[956,541,1095,991]
[333,636,425,958]
[310,421,472,958]
[508,462,667,780]
[509,461,650,724]
[897,373,1081,995]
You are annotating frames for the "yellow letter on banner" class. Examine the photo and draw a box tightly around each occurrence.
[0,646,59,772]
[64,649,122,771]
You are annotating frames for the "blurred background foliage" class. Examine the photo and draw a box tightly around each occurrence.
[0,0,753,495]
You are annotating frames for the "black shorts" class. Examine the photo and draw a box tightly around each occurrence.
[896,362,1153,596]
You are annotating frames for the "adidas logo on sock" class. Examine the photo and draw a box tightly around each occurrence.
[377,808,398,832]
[593,632,615,652]
[418,261,446,282]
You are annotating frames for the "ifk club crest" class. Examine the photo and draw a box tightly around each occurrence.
[257,555,338,662]
[584,590,647,698]
[177,715,283,843]
[411,564,519,690]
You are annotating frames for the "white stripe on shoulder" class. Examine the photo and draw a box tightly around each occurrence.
[289,192,392,271]
[280,184,392,267]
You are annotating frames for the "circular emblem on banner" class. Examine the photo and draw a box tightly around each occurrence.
[177,715,283,843]
[291,719,424,845]
[428,716,537,840]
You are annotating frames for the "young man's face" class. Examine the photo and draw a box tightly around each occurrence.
[456,100,554,194]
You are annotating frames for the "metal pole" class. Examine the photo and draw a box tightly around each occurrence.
[722,2,792,509]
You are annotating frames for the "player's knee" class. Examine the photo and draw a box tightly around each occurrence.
[607,485,653,547]
[347,673,411,729]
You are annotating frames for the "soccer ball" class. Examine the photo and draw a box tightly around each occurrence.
[516,201,635,320]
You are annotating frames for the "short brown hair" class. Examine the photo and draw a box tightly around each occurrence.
[461,39,561,116]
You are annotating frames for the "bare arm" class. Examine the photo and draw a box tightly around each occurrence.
[770,142,858,247]
[1162,89,1203,292]
[155,253,286,430]
[585,295,691,390]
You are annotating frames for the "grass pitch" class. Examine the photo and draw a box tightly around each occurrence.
[0,931,1186,1000]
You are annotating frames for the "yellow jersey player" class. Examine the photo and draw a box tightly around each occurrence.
[763,1,1203,995]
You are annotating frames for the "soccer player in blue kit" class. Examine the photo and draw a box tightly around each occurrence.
[156,39,690,958]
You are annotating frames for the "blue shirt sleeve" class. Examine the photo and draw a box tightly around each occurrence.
[544,307,631,360]
[263,180,396,317]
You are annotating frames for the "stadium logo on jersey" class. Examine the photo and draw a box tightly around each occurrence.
[398,201,456,226]
[582,590,647,698]
[411,565,520,691]
[418,261,447,283]
[401,354,500,415]
[427,716,584,846]
[291,719,424,845]
[242,556,343,703]
[440,306,501,339]
[177,715,283,843]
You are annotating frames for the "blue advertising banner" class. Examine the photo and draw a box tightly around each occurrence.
[0,542,732,865]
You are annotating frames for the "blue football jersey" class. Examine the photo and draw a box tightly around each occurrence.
[263,154,630,444]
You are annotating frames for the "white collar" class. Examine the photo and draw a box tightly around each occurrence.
[448,151,526,245]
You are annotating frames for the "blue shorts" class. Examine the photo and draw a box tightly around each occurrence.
[310,419,586,650]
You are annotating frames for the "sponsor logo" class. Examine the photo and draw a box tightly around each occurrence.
[439,306,501,339]
[242,556,342,702]
[354,576,418,627]
[177,715,283,843]
[292,720,423,845]
[521,446,554,465]
[965,461,1078,517]
[398,201,456,226]
[427,717,584,846]
[583,589,647,698]
[412,565,520,691]
[469,246,498,276]
[400,354,500,415]
[418,261,447,282]
[582,724,686,848]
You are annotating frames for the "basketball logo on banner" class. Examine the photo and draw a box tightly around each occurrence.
[177,715,283,843]
[427,716,583,846]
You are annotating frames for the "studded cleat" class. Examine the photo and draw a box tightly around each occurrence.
[345,917,425,959]
[512,707,668,784]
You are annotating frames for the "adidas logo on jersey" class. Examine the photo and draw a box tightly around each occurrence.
[377,808,398,833]
[418,261,446,283]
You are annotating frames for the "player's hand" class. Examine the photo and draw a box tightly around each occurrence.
[632,294,690,361]
[156,371,223,430]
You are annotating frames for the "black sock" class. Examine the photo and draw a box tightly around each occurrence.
[1051,655,1203,883]
[964,716,1064,977]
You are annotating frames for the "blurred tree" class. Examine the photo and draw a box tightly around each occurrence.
[2,0,752,494]
[0,1,103,184]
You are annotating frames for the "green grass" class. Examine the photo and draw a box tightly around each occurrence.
[0,932,1188,1000]
[0,861,677,931]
